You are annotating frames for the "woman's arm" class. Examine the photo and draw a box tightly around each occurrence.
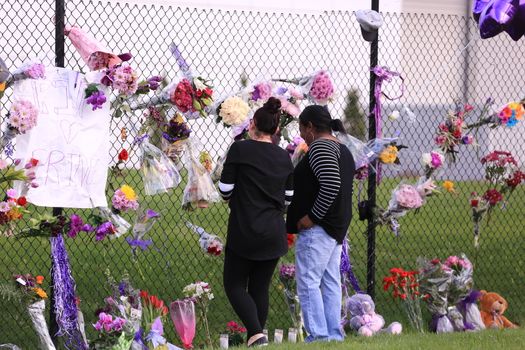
[218,143,239,201]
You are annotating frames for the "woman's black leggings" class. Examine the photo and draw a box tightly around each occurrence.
[223,249,279,339]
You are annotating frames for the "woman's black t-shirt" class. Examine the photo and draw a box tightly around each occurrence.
[219,140,294,260]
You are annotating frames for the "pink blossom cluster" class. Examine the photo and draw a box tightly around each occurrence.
[394,184,423,209]
[110,65,138,96]
[8,100,38,133]
[24,63,45,79]
[93,312,126,333]
[111,189,139,212]
[309,71,334,103]
[444,256,472,271]
[251,82,273,101]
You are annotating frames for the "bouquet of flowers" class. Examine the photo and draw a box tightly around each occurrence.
[443,255,474,306]
[126,208,159,254]
[112,185,139,212]
[382,267,425,332]
[139,137,181,195]
[92,312,132,350]
[183,282,214,347]
[1,99,39,154]
[278,264,304,342]
[285,136,305,158]
[0,274,55,350]
[95,206,131,238]
[0,188,29,227]
[181,138,220,210]
[225,321,247,347]
[421,150,445,179]
[0,58,45,99]
[336,132,374,171]
[274,70,334,105]
[170,298,196,350]
[291,141,309,168]
[466,98,524,130]
[185,222,223,256]
[0,158,39,189]
[470,151,523,247]
[434,103,475,162]
[417,257,454,333]
[215,95,251,127]
[161,112,192,167]
[274,86,302,140]
[367,138,407,166]
[139,289,170,348]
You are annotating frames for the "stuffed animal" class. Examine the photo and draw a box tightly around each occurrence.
[346,293,402,336]
[479,290,518,329]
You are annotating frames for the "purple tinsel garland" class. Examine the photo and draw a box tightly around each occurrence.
[340,238,362,293]
[50,235,87,349]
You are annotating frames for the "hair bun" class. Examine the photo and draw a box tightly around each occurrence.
[263,96,281,115]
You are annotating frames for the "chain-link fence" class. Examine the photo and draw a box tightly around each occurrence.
[1,0,524,348]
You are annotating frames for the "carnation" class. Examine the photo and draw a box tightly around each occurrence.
[251,82,273,101]
[219,96,250,126]
[111,65,138,96]
[395,184,423,209]
[24,63,45,79]
[170,79,194,113]
[309,70,334,104]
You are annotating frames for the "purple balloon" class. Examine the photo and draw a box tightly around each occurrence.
[473,0,493,22]
[504,0,525,40]
[479,0,518,39]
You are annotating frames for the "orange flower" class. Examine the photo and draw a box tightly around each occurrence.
[34,287,48,299]
[35,275,44,284]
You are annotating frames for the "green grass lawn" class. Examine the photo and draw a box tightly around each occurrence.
[0,173,523,348]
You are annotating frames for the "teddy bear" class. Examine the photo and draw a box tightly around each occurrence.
[479,290,518,329]
[345,293,402,336]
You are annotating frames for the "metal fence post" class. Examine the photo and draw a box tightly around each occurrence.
[49,0,65,345]
[366,0,379,299]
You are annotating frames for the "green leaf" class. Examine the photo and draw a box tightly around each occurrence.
[114,109,123,119]
[84,83,100,98]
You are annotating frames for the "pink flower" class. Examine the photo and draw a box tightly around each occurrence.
[309,71,334,103]
[434,135,446,146]
[170,79,194,112]
[289,87,304,100]
[9,100,38,133]
[24,63,45,79]
[0,159,7,170]
[279,97,301,117]
[6,188,17,199]
[464,104,474,112]
[445,255,459,266]
[394,184,423,209]
[110,65,138,96]
[251,82,273,101]
[458,259,472,270]
[430,151,443,168]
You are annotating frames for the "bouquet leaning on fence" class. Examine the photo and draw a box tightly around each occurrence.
[0,274,55,350]
[161,112,191,168]
[139,136,181,195]
[278,264,304,342]
[185,222,223,256]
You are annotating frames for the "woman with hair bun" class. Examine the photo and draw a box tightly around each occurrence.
[286,105,355,343]
[219,97,294,347]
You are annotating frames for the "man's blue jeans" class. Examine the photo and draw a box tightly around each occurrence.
[295,225,344,342]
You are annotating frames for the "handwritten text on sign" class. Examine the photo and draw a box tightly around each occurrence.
[14,67,110,208]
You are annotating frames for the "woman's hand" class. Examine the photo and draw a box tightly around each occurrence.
[297,215,314,231]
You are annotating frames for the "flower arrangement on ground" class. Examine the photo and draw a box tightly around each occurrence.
[278,264,304,342]
[383,267,424,332]
[170,298,196,349]
[0,188,29,228]
[225,321,247,347]
[183,281,214,347]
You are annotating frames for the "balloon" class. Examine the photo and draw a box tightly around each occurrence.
[473,0,493,22]
[479,0,518,39]
[505,0,525,40]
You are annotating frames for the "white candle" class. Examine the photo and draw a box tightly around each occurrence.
[220,334,229,349]
[263,329,268,338]
[288,328,297,343]
[274,329,283,343]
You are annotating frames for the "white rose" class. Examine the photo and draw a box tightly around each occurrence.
[421,153,431,166]
[388,110,400,121]
[193,77,207,91]
[208,293,214,300]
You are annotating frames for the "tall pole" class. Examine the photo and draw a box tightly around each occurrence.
[366,0,379,299]
[50,0,65,345]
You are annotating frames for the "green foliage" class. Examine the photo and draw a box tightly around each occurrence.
[0,283,22,302]
[343,89,367,140]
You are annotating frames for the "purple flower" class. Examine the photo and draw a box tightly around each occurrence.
[86,90,107,111]
[276,86,288,95]
[279,264,296,279]
[146,209,159,219]
[126,237,153,250]
[67,214,83,238]
[24,63,45,79]
[147,76,163,91]
[118,281,128,296]
[251,82,273,101]
[96,221,115,241]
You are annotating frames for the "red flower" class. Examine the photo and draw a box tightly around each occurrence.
[118,149,129,161]
[30,158,39,167]
[287,234,296,248]
[431,258,440,265]
[452,129,462,139]
[483,189,503,206]
[139,290,149,301]
[506,171,524,188]
[470,199,479,208]
[195,90,203,98]
[17,196,27,206]
[400,293,407,300]
[171,79,195,112]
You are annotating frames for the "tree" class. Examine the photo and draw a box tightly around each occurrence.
[343,89,367,140]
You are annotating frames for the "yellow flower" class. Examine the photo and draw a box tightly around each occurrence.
[120,185,137,201]
[34,287,48,299]
[0,82,5,93]
[442,180,456,193]
[379,145,398,164]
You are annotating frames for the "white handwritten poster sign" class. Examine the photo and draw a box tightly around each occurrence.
[13,67,110,208]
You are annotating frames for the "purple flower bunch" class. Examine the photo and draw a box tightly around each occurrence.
[285,136,305,157]
[8,100,38,133]
[251,82,273,101]
[67,214,94,238]
[86,90,107,110]
[93,312,127,333]
[23,63,45,79]
[106,65,138,96]
[279,264,296,280]
[162,116,192,143]
[309,70,334,104]
[136,75,163,94]
[95,222,116,241]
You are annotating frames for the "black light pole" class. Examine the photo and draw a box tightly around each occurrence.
[366,0,379,299]
[50,0,65,345]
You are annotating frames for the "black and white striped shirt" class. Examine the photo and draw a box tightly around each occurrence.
[286,138,355,244]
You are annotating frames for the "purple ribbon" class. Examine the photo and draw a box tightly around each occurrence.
[340,238,362,293]
[371,66,404,183]
[169,43,191,75]
[50,235,87,349]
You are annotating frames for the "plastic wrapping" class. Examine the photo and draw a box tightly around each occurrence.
[335,132,374,170]
[161,113,191,169]
[96,206,131,237]
[27,300,56,350]
[185,222,223,256]
[140,139,181,195]
[291,142,308,167]
[181,138,220,210]
[170,299,196,350]
[274,70,334,105]
[446,255,474,305]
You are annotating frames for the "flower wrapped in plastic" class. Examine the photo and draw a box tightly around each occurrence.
[215,95,251,127]
[182,282,214,347]
[112,185,139,212]
[126,208,159,254]
[291,141,309,168]
[367,138,407,165]
[161,112,192,167]
[0,188,30,227]
[274,70,334,105]
[443,255,474,306]
[274,86,303,140]
[170,299,196,350]
[181,138,220,210]
[96,206,131,238]
[278,264,304,342]
[0,58,45,100]
[185,222,223,256]
[139,137,181,195]
[434,103,475,162]
[91,312,133,350]
[335,132,374,170]
[421,150,445,179]
[466,98,524,130]
[417,257,454,333]
[0,99,39,154]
